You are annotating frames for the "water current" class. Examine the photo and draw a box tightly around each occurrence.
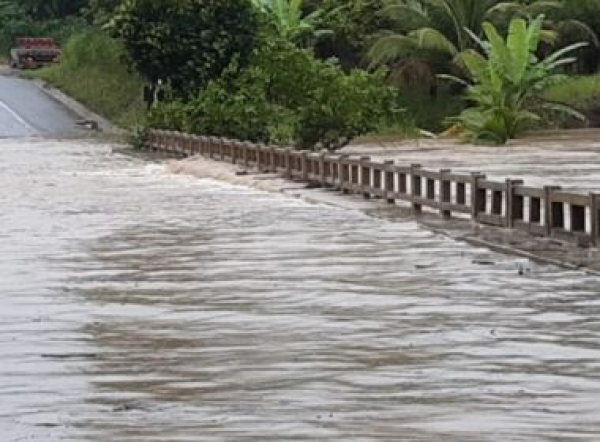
[1,138,599,441]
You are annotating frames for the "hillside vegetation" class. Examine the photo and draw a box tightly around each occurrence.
[2,0,600,144]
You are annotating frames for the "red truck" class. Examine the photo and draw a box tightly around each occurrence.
[10,38,61,69]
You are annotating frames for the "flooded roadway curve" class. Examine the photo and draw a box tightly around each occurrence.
[1,82,600,441]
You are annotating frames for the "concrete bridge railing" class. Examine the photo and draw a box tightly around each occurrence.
[145,129,600,248]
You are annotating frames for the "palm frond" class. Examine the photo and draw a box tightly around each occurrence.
[407,27,458,55]
[367,32,418,67]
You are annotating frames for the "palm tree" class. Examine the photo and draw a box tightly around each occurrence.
[368,0,598,84]
[251,0,332,47]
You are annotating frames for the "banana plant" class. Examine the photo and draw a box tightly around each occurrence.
[251,0,332,47]
[442,15,587,143]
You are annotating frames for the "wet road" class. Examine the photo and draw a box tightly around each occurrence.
[2,137,600,441]
[0,75,79,137]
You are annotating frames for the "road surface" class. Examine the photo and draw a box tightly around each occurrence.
[0,74,79,137]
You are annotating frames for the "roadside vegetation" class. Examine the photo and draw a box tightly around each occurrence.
[29,30,145,127]
[2,0,600,145]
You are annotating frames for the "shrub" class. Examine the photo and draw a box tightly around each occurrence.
[30,29,146,128]
[148,40,402,150]
[294,66,398,150]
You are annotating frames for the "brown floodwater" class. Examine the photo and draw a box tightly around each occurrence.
[1,138,600,441]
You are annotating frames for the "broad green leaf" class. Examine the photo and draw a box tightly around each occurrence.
[507,18,528,84]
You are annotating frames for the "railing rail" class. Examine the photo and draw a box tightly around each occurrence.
[146,129,600,247]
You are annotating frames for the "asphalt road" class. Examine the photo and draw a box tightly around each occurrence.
[0,74,79,137]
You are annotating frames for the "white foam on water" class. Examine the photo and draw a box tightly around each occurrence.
[166,156,302,193]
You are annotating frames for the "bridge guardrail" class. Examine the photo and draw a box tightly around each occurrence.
[146,129,600,247]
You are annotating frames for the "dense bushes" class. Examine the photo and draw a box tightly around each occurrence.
[149,41,402,150]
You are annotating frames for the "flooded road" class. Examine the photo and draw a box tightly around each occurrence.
[2,138,600,441]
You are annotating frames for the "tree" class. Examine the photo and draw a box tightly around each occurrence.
[109,0,260,96]
[85,0,122,24]
[367,0,598,85]
[551,0,600,72]
[443,16,587,143]
[2,0,87,18]
[314,0,388,69]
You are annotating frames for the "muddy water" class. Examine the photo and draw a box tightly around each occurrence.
[1,138,600,441]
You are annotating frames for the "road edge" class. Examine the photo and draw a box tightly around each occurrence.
[29,78,126,136]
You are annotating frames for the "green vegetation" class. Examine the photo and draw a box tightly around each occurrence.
[108,0,260,96]
[543,74,600,126]
[148,39,403,150]
[443,16,586,143]
[3,0,600,145]
[367,0,598,86]
[251,0,331,46]
[0,2,86,55]
[125,0,404,150]
[30,30,145,127]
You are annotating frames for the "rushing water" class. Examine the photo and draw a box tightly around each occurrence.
[1,138,600,441]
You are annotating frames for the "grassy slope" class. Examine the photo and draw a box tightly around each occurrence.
[543,75,600,113]
[28,29,146,128]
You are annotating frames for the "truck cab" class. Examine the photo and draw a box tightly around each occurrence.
[10,38,61,70]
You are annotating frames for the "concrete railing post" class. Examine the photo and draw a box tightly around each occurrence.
[270,146,277,172]
[219,138,226,161]
[571,203,586,233]
[284,149,292,179]
[242,142,249,167]
[232,141,238,164]
[470,172,486,221]
[411,164,422,213]
[361,156,371,199]
[506,179,524,228]
[544,185,562,236]
[301,152,309,182]
[320,152,327,186]
[339,155,349,193]
[440,169,451,219]
[384,160,395,204]
[591,193,600,246]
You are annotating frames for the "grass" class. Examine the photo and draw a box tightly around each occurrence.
[543,75,600,113]
[27,29,146,128]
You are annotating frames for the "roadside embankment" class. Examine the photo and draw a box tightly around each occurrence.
[26,29,145,131]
